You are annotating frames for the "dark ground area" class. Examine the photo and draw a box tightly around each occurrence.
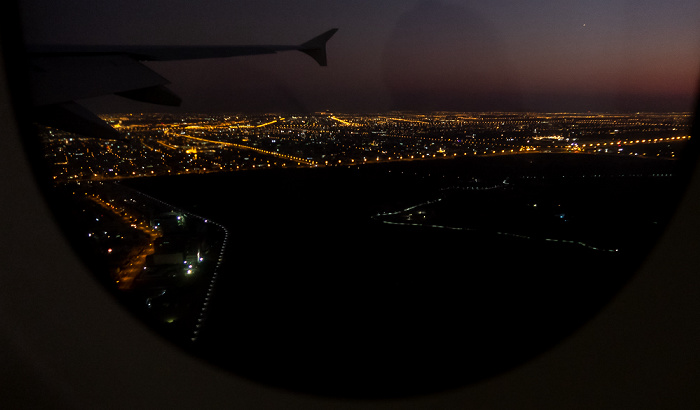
[114,153,685,397]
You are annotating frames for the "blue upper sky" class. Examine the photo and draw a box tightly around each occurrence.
[19,0,700,113]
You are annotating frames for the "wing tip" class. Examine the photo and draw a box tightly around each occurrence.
[299,28,339,66]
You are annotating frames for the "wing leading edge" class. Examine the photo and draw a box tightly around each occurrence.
[28,29,338,139]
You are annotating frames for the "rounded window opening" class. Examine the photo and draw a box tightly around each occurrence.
[16,0,700,399]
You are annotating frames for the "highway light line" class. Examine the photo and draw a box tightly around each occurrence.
[177,134,316,166]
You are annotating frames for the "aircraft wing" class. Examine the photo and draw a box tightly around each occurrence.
[27,29,338,139]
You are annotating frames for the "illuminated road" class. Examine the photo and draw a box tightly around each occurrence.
[86,192,161,289]
[174,134,317,166]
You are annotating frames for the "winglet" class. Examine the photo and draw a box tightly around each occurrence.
[298,28,338,66]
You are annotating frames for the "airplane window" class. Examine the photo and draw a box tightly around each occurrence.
[15,0,700,398]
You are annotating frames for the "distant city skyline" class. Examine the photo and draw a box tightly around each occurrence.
[20,0,700,114]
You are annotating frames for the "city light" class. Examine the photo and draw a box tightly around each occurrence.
[39,112,691,183]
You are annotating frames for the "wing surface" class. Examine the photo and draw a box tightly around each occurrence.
[29,54,171,106]
[27,29,338,139]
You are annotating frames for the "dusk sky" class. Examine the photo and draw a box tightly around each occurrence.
[19,0,700,113]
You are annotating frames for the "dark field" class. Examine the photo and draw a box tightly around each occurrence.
[119,153,685,397]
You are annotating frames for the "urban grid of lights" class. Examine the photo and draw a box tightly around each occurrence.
[40,112,692,183]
